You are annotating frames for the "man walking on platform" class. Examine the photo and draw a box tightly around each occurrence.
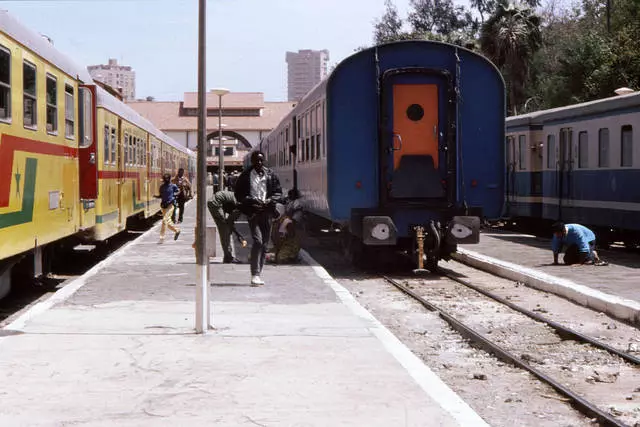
[207,190,246,264]
[156,173,181,243]
[172,168,192,224]
[551,222,607,266]
[235,151,282,286]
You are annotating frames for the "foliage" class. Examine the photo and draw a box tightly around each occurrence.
[480,2,542,114]
[371,0,640,115]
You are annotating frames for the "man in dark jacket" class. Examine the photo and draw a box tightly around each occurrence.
[234,151,282,286]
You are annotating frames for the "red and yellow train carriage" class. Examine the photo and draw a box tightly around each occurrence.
[0,10,195,297]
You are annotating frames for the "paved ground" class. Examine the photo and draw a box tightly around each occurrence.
[0,195,487,427]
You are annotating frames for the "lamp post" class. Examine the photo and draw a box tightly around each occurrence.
[210,88,229,190]
[195,0,208,333]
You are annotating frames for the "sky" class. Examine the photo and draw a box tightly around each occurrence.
[3,0,423,102]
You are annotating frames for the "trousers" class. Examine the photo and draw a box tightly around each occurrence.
[160,205,179,238]
[248,210,273,276]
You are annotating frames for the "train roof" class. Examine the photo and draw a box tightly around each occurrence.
[0,10,94,84]
[508,91,640,127]
[96,86,192,155]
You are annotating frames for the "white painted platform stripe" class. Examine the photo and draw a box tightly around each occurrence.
[300,249,491,427]
[453,248,640,325]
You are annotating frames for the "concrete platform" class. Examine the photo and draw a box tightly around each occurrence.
[455,230,640,326]
[0,194,487,427]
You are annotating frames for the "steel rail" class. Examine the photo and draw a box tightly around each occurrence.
[382,275,630,427]
[439,268,640,365]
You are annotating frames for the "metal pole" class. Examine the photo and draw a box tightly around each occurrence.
[195,0,209,334]
[218,95,224,188]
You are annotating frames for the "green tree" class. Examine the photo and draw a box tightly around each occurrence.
[480,1,542,114]
[374,0,408,43]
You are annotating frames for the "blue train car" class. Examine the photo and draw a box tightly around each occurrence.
[505,90,640,245]
[255,41,506,269]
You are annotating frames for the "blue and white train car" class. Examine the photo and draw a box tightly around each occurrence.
[505,90,640,245]
[253,41,506,269]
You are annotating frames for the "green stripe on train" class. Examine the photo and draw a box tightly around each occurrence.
[0,158,37,230]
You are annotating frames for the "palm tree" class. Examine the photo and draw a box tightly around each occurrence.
[480,1,542,115]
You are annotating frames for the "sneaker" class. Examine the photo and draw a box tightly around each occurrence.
[223,258,242,264]
[250,275,264,286]
[158,237,165,244]
[174,230,181,241]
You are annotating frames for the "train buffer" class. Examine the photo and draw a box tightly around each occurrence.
[0,199,487,426]
[454,229,640,326]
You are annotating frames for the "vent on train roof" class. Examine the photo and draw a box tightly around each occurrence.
[614,87,634,95]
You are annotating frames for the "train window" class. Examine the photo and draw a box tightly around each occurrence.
[0,45,11,121]
[129,138,134,166]
[598,129,609,167]
[78,87,93,148]
[124,134,129,165]
[23,61,37,128]
[621,125,633,167]
[64,85,74,138]
[104,125,110,164]
[546,135,555,168]
[578,131,588,168]
[285,127,290,165]
[46,74,58,133]
[110,127,117,164]
[518,135,527,170]
[322,101,326,157]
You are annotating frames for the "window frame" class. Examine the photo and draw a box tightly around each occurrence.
[518,134,527,170]
[64,84,74,139]
[104,125,110,165]
[578,131,588,168]
[598,128,609,168]
[45,73,58,134]
[0,44,11,122]
[546,134,555,169]
[621,125,633,167]
[23,60,37,129]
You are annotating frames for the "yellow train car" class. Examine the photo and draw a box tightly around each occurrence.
[0,10,195,298]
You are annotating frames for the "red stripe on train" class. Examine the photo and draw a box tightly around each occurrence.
[0,134,78,207]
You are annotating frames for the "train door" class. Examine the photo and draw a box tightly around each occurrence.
[145,137,151,217]
[78,85,96,200]
[557,127,573,218]
[382,73,445,202]
[116,119,124,226]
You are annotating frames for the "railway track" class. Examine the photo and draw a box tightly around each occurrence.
[383,272,640,427]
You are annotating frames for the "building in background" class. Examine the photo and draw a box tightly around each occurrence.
[286,49,329,101]
[128,91,295,174]
[87,58,136,101]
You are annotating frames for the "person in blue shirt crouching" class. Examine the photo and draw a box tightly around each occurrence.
[552,222,607,266]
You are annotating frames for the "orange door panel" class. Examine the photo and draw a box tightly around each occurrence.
[392,84,439,170]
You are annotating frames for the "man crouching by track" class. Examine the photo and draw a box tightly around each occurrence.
[155,173,181,243]
[235,151,282,286]
[552,222,607,266]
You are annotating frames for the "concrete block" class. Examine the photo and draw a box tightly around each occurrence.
[206,226,217,258]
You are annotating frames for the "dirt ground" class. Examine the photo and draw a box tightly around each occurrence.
[302,232,640,427]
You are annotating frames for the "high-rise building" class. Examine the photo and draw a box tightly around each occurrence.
[286,49,329,101]
[87,58,136,101]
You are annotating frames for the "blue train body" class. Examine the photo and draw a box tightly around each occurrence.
[253,41,506,269]
[505,91,640,245]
